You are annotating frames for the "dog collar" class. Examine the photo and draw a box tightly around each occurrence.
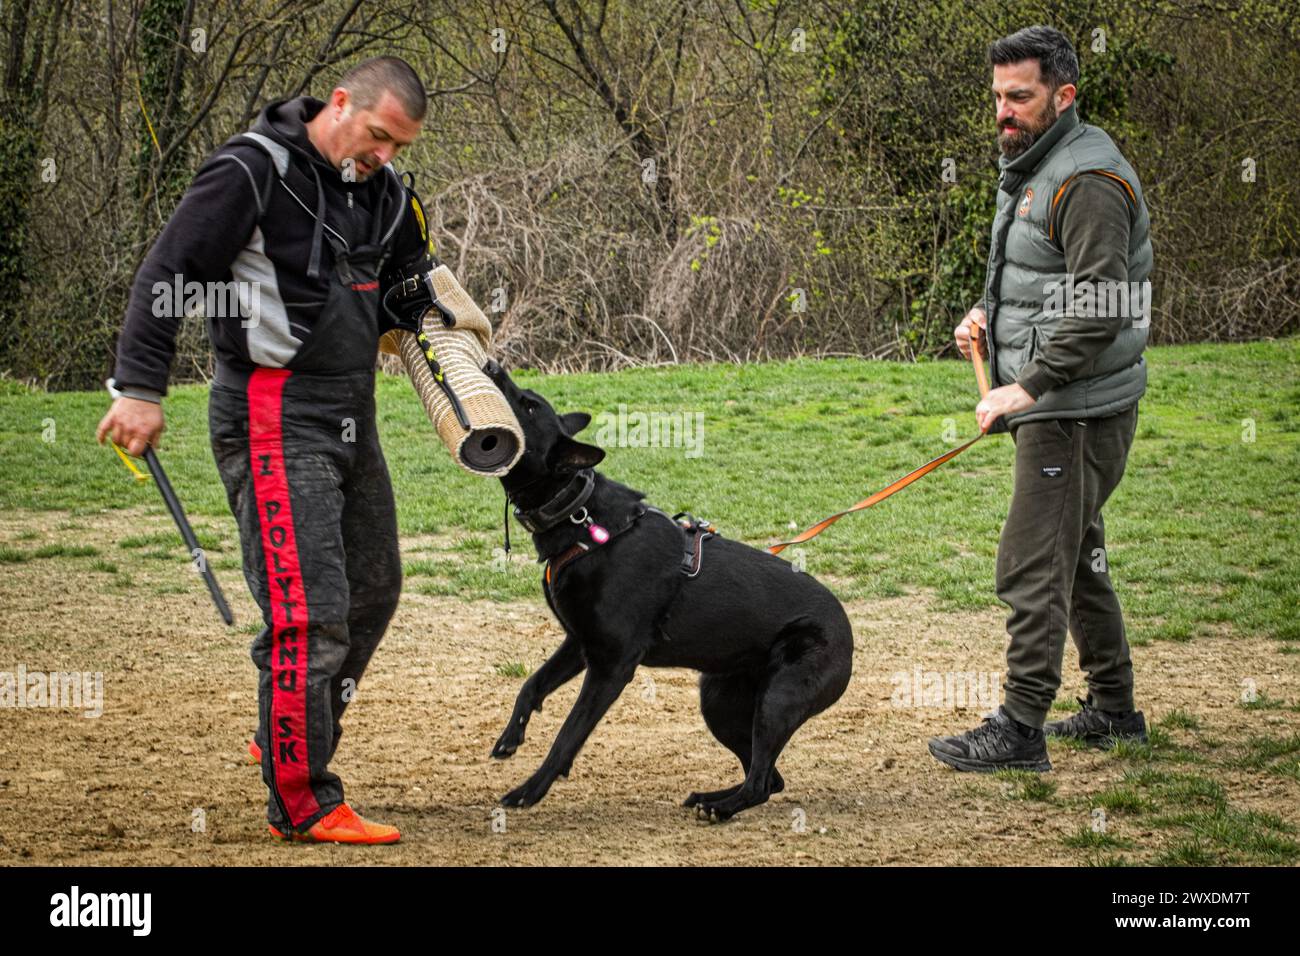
[513,468,596,534]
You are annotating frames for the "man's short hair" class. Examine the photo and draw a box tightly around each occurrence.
[988,26,1080,90]
[339,56,427,120]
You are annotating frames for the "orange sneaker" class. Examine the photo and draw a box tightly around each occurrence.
[267,803,401,845]
[247,740,261,765]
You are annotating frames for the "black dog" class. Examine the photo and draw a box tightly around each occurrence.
[484,361,853,821]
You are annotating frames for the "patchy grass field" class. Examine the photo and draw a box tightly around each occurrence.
[0,340,1296,864]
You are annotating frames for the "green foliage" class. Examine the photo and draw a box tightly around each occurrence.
[1,0,1297,388]
[136,0,191,204]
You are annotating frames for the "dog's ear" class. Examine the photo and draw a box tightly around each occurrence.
[559,411,591,435]
[550,434,605,471]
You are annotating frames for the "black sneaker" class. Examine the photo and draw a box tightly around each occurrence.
[927,707,1051,773]
[1044,695,1148,749]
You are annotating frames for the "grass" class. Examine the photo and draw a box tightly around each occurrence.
[1240,692,1293,711]
[1153,839,1221,866]
[1092,784,1153,813]
[119,531,183,549]
[1159,709,1200,731]
[1084,852,1132,866]
[1149,809,1299,865]
[1105,725,1187,762]
[1126,768,1228,810]
[0,543,99,561]
[1023,692,1300,864]
[1057,737,1300,864]
[1227,734,1300,772]
[0,339,1296,641]
[994,769,1058,801]
[32,543,98,558]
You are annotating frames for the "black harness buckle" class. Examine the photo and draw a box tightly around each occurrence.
[671,511,716,578]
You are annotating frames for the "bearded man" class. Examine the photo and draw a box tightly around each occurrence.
[930,26,1152,772]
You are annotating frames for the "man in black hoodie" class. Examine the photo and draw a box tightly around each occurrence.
[97,56,435,844]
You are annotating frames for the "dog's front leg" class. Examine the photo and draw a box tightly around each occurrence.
[500,654,640,808]
[491,633,586,758]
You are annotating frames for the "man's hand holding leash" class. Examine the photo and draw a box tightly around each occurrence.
[955,306,1036,433]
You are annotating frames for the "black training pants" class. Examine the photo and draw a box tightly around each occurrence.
[209,366,401,832]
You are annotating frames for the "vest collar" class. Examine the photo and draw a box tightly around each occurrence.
[1000,101,1080,184]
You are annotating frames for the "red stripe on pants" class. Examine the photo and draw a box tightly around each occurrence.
[247,368,320,827]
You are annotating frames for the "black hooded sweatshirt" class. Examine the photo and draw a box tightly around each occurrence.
[111,96,431,398]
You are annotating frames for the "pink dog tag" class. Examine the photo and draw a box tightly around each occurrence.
[588,523,610,544]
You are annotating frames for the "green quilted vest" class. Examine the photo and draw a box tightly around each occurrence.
[982,102,1153,428]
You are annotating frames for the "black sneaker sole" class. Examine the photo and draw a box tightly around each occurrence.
[1046,729,1148,750]
[927,740,1052,773]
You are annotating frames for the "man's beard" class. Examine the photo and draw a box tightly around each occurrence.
[998,100,1058,159]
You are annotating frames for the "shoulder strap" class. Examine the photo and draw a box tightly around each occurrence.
[211,132,288,222]
[377,163,412,248]
[239,131,290,177]
[228,131,413,255]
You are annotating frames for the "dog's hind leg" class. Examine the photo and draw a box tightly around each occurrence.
[693,616,852,822]
[684,673,785,808]
[500,650,642,808]
[492,633,587,759]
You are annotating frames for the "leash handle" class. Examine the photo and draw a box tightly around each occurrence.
[970,319,990,399]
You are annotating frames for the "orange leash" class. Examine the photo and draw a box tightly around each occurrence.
[767,323,992,556]
[970,320,991,400]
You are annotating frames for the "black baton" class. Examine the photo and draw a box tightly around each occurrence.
[143,446,234,626]
[106,379,234,626]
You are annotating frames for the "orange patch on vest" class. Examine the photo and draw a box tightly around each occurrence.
[1017,187,1034,218]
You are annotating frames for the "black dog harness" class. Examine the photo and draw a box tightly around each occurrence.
[540,504,715,586]
[656,509,716,578]
[508,470,717,585]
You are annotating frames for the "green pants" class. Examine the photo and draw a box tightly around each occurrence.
[996,404,1140,728]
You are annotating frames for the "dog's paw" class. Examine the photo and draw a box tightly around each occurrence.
[693,803,734,824]
[491,715,528,759]
[682,784,741,809]
[491,737,519,759]
[500,776,551,808]
[690,786,768,823]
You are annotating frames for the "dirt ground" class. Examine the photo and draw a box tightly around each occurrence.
[1,507,1297,866]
